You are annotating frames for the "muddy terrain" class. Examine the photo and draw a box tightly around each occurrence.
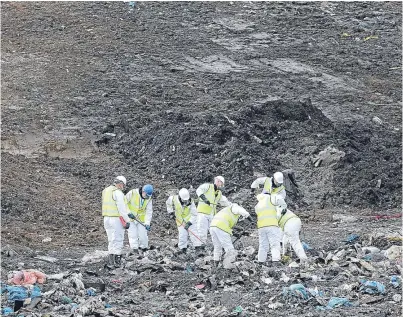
[1,2,402,316]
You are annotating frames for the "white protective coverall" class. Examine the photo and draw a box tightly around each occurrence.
[126,189,153,250]
[196,183,231,244]
[277,206,308,261]
[103,189,130,255]
[255,193,282,263]
[209,204,250,262]
[166,195,201,249]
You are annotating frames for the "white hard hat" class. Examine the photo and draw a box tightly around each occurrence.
[178,188,190,201]
[273,172,284,184]
[115,176,127,185]
[215,175,225,186]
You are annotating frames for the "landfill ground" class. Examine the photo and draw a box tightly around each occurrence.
[1,1,402,316]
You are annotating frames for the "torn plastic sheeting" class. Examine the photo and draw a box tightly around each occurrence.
[282,284,309,300]
[1,307,13,315]
[390,275,401,288]
[345,234,360,244]
[326,297,352,309]
[359,280,386,295]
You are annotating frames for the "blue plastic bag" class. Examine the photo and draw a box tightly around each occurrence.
[326,297,352,309]
[6,286,28,301]
[1,307,13,316]
[86,288,96,296]
[390,275,401,288]
[302,242,312,251]
[359,280,386,294]
[345,234,359,244]
[283,284,310,300]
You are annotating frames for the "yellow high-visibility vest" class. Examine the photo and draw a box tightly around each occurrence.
[278,210,298,230]
[197,184,222,216]
[173,195,191,226]
[127,189,151,223]
[210,205,240,235]
[255,193,278,228]
[102,185,122,217]
[263,177,285,195]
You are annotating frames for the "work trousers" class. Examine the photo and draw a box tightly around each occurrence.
[128,221,148,249]
[210,227,237,262]
[103,216,125,255]
[257,226,281,262]
[178,224,202,249]
[282,218,308,260]
[197,213,213,244]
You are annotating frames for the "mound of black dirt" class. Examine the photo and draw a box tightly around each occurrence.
[96,98,401,209]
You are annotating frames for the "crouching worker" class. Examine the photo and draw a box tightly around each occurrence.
[166,188,202,254]
[126,184,154,255]
[209,203,251,267]
[275,198,308,262]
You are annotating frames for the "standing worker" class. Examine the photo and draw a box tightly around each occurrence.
[275,197,308,262]
[209,203,251,267]
[196,176,231,246]
[166,188,201,254]
[102,176,131,268]
[255,193,282,267]
[126,184,154,254]
[251,171,286,200]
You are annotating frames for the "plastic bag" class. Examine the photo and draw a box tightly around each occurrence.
[359,280,385,294]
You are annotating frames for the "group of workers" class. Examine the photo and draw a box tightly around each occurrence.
[101,172,307,269]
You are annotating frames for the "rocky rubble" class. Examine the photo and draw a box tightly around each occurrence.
[1,231,401,317]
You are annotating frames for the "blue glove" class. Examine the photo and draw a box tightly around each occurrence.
[128,213,136,220]
[184,221,192,230]
[145,225,151,231]
[124,223,130,229]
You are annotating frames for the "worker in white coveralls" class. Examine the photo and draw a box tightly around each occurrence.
[102,176,131,268]
[196,176,231,247]
[275,197,308,261]
[126,184,154,254]
[255,192,282,267]
[251,171,286,200]
[166,188,201,254]
[209,203,251,267]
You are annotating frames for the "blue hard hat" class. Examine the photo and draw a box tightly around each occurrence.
[143,184,154,197]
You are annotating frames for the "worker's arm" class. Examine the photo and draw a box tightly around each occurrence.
[144,199,153,225]
[114,190,130,223]
[250,177,268,189]
[189,200,198,224]
[232,206,250,218]
[196,183,210,197]
[277,188,286,200]
[218,194,231,207]
[125,189,133,203]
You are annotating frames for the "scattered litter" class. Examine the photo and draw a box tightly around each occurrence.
[42,237,52,243]
[316,297,352,310]
[384,245,401,260]
[390,275,401,288]
[359,280,386,295]
[302,242,312,250]
[261,277,273,284]
[195,284,205,289]
[81,250,109,263]
[86,288,96,296]
[8,270,46,285]
[392,294,402,302]
[364,35,378,41]
[35,255,58,263]
[345,234,360,244]
[268,302,283,309]
[1,307,13,315]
